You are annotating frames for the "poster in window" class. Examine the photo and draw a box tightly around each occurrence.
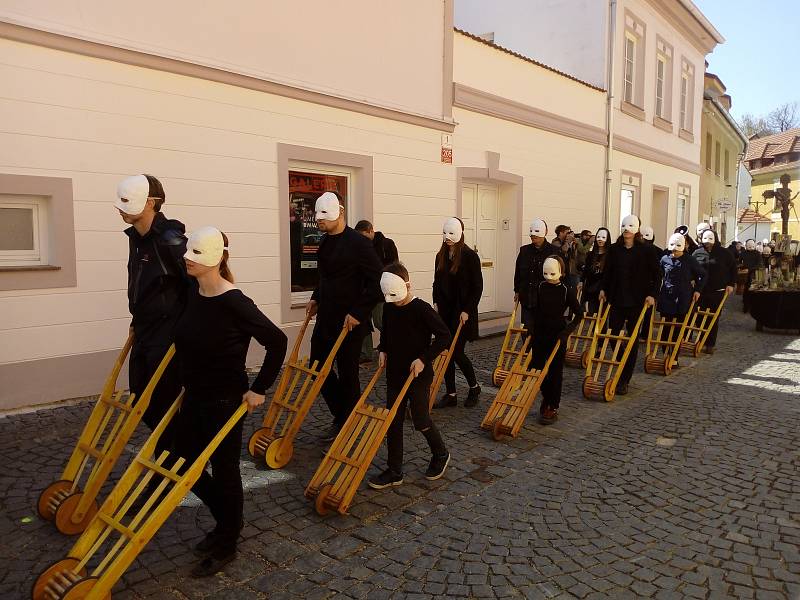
[289,170,348,293]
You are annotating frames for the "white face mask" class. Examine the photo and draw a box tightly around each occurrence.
[542,257,561,282]
[696,222,711,238]
[667,233,686,252]
[701,230,715,245]
[529,218,547,237]
[745,240,756,251]
[763,246,772,256]
[595,230,608,244]
[641,226,654,241]
[185,226,227,267]
[380,272,408,303]
[621,214,640,235]
[315,192,341,221]
[443,217,463,243]
[115,175,152,215]
[762,239,770,246]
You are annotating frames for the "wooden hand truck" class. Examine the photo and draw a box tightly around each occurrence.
[248,318,348,469]
[564,302,609,368]
[679,291,730,357]
[31,395,248,600]
[491,303,529,386]
[481,337,560,441]
[427,320,464,411]
[37,335,175,535]
[582,304,647,402]
[644,300,695,376]
[305,368,416,516]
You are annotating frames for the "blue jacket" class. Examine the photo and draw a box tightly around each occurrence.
[657,253,706,316]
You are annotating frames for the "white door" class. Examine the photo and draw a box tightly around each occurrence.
[462,183,498,313]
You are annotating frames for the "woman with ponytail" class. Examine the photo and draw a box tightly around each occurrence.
[174,227,287,577]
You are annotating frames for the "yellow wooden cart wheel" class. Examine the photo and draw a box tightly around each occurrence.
[603,379,616,403]
[491,368,501,387]
[581,376,593,400]
[581,350,590,369]
[492,418,505,441]
[265,437,293,469]
[54,493,98,536]
[62,576,109,600]
[37,480,73,521]
[32,557,85,600]
[247,427,271,459]
[644,355,657,374]
[314,483,333,516]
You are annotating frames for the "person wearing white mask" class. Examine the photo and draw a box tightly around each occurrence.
[368,263,452,489]
[696,222,712,245]
[741,239,761,313]
[305,191,383,442]
[579,227,611,314]
[598,215,660,395]
[692,229,735,353]
[432,217,483,408]
[116,174,188,462]
[657,234,706,352]
[638,225,663,340]
[513,218,554,336]
[174,227,287,576]
[530,255,583,424]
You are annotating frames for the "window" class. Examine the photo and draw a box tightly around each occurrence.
[619,171,641,227]
[288,168,350,302]
[705,133,713,171]
[620,188,634,227]
[654,38,673,122]
[0,196,48,266]
[714,141,721,176]
[680,74,689,130]
[624,35,636,104]
[724,149,730,181]
[622,12,645,108]
[655,55,665,118]
[679,59,695,132]
[677,184,691,227]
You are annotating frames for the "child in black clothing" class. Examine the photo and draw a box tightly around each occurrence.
[368,263,452,489]
[532,256,583,425]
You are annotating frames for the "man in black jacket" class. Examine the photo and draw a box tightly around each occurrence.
[514,218,553,337]
[740,239,761,313]
[693,230,736,353]
[116,174,188,452]
[307,193,383,441]
[599,215,660,395]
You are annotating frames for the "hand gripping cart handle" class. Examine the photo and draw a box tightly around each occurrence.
[305,368,416,516]
[565,301,609,369]
[491,302,529,386]
[644,299,696,376]
[37,335,175,535]
[679,290,730,357]
[248,318,349,469]
[427,320,464,411]
[32,396,248,600]
[582,303,648,402]
[480,337,559,441]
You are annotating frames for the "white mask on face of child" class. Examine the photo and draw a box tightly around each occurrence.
[641,226,654,241]
[667,233,686,252]
[184,226,227,267]
[621,214,640,235]
[380,272,408,303]
[315,192,341,221]
[542,257,561,282]
[595,230,608,244]
[701,230,715,245]
[696,222,711,239]
[443,217,463,243]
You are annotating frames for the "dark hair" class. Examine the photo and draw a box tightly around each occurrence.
[555,224,570,236]
[354,220,373,233]
[383,261,409,281]
[219,231,234,283]
[615,232,643,245]
[143,174,165,212]
[436,217,465,274]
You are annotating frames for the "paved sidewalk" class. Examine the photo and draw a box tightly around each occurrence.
[2,296,800,599]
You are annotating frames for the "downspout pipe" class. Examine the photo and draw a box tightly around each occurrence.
[603,0,617,229]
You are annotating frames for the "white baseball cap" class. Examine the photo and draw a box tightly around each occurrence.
[315,192,341,221]
[529,218,548,237]
[116,175,157,215]
[184,226,227,267]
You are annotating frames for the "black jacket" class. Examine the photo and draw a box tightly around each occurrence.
[741,249,762,271]
[372,231,399,266]
[533,281,584,339]
[693,238,737,292]
[657,253,705,316]
[600,240,660,308]
[125,212,188,345]
[513,241,555,308]
[432,245,483,341]
[311,226,383,339]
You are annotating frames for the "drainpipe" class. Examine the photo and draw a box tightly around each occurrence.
[603,0,617,229]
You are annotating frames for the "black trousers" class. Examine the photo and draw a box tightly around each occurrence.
[129,342,181,456]
[385,374,446,475]
[444,329,477,394]
[742,271,753,313]
[173,393,244,555]
[606,305,643,386]
[531,333,566,411]
[699,289,725,348]
[639,306,654,340]
[310,324,368,427]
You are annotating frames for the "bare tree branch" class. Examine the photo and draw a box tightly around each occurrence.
[766,102,800,132]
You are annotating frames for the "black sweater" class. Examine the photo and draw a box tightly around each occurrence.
[432,246,483,341]
[601,241,660,308]
[692,244,737,291]
[533,281,584,338]
[514,241,555,308]
[379,298,451,385]
[175,285,288,399]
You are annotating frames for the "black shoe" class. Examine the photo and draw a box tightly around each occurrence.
[425,452,450,480]
[464,385,481,408]
[190,551,236,577]
[193,532,219,557]
[615,382,629,395]
[368,469,404,489]
[539,407,558,425]
[320,424,341,443]
[434,393,457,409]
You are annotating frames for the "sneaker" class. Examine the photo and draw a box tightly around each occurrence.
[193,532,219,557]
[464,385,482,408]
[368,469,404,489]
[190,551,236,577]
[320,424,341,443]
[615,382,629,396]
[539,408,558,425]
[425,452,450,480]
[434,393,457,409]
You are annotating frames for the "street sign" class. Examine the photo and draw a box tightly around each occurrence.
[716,199,733,211]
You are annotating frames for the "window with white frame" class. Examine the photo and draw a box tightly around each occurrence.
[679,59,695,132]
[654,39,673,121]
[724,149,730,181]
[0,196,48,266]
[714,141,721,176]
[622,12,645,108]
[624,34,636,105]
[619,172,641,228]
[655,55,666,118]
[676,185,690,227]
[705,133,713,170]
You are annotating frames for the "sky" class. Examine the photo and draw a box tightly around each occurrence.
[689,0,799,120]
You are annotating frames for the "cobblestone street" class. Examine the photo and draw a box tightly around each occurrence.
[2,296,799,600]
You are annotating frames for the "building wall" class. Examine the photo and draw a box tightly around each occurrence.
[750,171,800,240]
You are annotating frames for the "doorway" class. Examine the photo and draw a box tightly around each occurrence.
[461,183,498,313]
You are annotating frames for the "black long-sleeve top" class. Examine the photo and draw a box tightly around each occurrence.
[601,241,660,308]
[432,246,483,341]
[311,226,383,338]
[741,249,762,271]
[657,254,706,316]
[532,281,584,339]
[175,285,288,400]
[692,243,737,291]
[514,241,555,309]
[379,298,451,385]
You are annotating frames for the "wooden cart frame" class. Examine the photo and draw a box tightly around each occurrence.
[679,291,730,357]
[564,302,609,368]
[427,321,463,411]
[491,303,528,386]
[644,300,695,375]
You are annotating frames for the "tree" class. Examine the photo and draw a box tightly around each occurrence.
[739,113,774,138]
[766,101,799,133]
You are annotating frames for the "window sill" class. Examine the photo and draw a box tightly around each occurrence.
[679,129,694,143]
[0,264,61,273]
[653,115,673,133]
[620,101,645,121]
